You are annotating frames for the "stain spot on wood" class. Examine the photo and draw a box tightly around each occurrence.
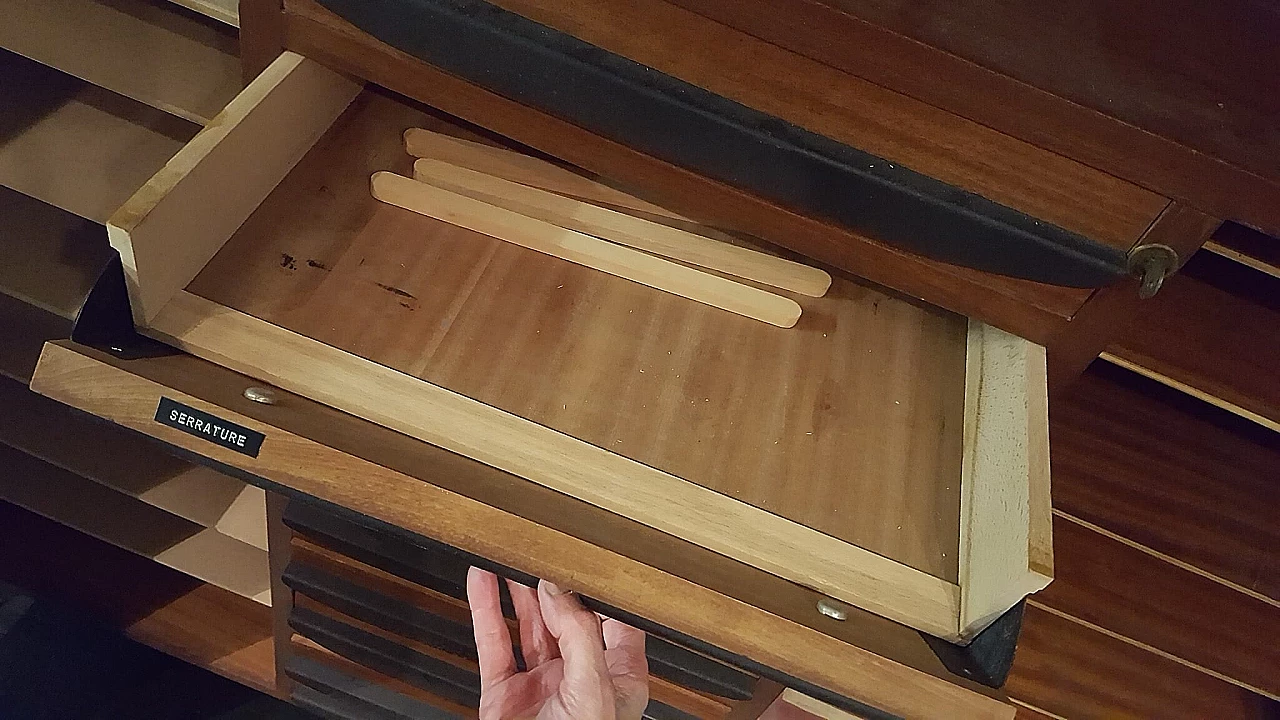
[306,259,330,270]
[280,253,297,270]
[376,282,416,300]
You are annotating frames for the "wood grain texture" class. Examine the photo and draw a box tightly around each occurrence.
[30,342,1013,719]
[1107,250,1280,429]
[0,500,279,698]
[405,127,691,223]
[188,90,969,586]
[0,374,263,545]
[1051,363,1280,601]
[958,323,1051,637]
[817,0,1280,192]
[281,0,1093,341]
[0,0,240,125]
[410,157,832,297]
[0,50,196,224]
[0,441,272,605]
[664,0,1280,237]
[1045,203,1219,392]
[1007,604,1279,720]
[149,291,962,636]
[483,0,1167,251]
[371,171,804,327]
[1038,515,1280,698]
[108,50,361,324]
[30,341,1000,697]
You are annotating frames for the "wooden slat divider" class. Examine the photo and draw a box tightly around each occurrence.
[0,500,279,698]
[0,0,240,125]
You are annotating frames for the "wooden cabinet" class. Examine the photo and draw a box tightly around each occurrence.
[4,1,1277,718]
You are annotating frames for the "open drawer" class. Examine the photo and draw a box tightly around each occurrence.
[68,52,1051,644]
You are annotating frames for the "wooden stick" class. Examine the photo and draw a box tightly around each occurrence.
[413,158,832,297]
[404,127,690,223]
[371,172,802,328]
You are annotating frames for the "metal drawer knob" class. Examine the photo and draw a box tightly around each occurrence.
[816,598,850,621]
[243,386,280,405]
[1127,243,1179,299]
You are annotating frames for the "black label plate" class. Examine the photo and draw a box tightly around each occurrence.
[154,397,264,457]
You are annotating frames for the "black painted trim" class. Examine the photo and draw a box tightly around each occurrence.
[316,0,1127,287]
[283,561,478,661]
[923,600,1024,688]
[283,500,756,702]
[288,654,461,719]
[290,605,483,708]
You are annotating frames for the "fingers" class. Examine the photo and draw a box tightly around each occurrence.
[505,578,558,668]
[602,619,649,719]
[466,567,517,690]
[538,580,612,702]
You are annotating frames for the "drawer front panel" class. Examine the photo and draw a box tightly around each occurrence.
[29,342,1015,719]
[305,0,1136,289]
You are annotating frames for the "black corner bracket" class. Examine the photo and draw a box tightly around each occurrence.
[317,0,1128,288]
[71,251,173,360]
[923,600,1025,688]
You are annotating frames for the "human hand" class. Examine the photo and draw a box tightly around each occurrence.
[467,567,649,720]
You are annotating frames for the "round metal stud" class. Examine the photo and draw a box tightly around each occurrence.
[816,598,850,621]
[243,386,279,405]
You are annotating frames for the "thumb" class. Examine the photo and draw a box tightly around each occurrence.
[538,580,613,712]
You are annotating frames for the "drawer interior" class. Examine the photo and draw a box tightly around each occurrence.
[187,87,968,586]
[102,53,1051,640]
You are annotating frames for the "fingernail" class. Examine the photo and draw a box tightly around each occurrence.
[542,580,571,596]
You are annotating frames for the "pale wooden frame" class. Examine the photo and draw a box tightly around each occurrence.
[105,52,1051,641]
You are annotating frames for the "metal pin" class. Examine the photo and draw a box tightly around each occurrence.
[243,386,279,405]
[816,598,850,621]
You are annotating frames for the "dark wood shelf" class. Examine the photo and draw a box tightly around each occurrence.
[1106,249,1280,430]
[0,499,279,698]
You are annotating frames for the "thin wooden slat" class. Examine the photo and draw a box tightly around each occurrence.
[372,171,803,327]
[1106,250,1279,431]
[404,127,690,223]
[411,158,831,297]
[108,50,361,325]
[0,442,271,605]
[190,90,969,585]
[1204,222,1280,280]
[0,0,240,125]
[0,374,265,547]
[30,341,1013,719]
[1006,604,1279,720]
[0,50,196,224]
[147,292,961,637]
[1037,515,1279,698]
[957,322,1052,637]
[169,0,240,27]
[0,500,278,698]
[1052,362,1280,601]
